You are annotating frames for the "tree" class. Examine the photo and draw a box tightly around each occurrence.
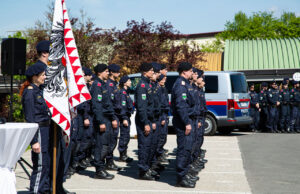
[111,19,204,74]
[218,11,300,40]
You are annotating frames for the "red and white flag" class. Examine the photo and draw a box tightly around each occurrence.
[44,0,91,146]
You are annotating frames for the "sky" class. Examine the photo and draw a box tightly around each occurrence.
[0,0,299,37]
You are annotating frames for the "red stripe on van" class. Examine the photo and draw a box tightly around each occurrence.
[206,101,227,106]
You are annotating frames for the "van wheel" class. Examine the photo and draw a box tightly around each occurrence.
[204,115,217,136]
[218,127,232,135]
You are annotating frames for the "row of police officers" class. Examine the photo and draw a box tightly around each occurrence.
[22,41,209,193]
[249,79,300,133]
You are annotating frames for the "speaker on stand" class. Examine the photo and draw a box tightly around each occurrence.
[1,38,31,178]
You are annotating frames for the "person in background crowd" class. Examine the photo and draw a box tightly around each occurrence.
[290,80,300,133]
[267,81,280,133]
[279,80,291,133]
[249,83,260,132]
[116,75,134,163]
[106,64,122,171]
[259,82,269,132]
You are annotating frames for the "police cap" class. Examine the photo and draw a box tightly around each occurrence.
[108,64,120,73]
[157,74,165,82]
[177,62,192,73]
[140,62,153,72]
[261,82,268,87]
[151,62,161,73]
[160,63,167,70]
[119,75,130,85]
[197,69,204,79]
[36,40,50,53]
[25,61,47,78]
[82,67,92,76]
[94,63,108,73]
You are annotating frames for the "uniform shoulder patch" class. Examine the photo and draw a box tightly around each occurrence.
[292,89,294,92]
[261,91,263,93]
[28,86,33,89]
[149,84,152,88]
[109,83,113,87]
[281,89,283,92]
[141,83,145,88]
[97,82,101,87]
[181,81,185,85]
[123,91,126,94]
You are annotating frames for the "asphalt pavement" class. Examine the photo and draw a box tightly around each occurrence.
[238,132,300,194]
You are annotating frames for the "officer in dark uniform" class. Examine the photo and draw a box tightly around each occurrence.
[249,83,260,132]
[116,75,134,162]
[290,81,300,133]
[21,51,51,194]
[259,82,269,131]
[149,62,165,173]
[267,81,280,133]
[106,64,121,170]
[279,80,290,133]
[171,62,197,188]
[197,69,207,160]
[71,67,94,169]
[90,63,118,179]
[135,62,157,180]
[156,74,170,163]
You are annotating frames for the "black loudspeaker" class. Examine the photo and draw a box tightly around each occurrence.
[1,38,26,75]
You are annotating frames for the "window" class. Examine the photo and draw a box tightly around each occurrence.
[165,76,178,93]
[230,74,248,93]
[129,77,141,94]
[204,75,218,93]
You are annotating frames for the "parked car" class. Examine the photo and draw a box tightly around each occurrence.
[128,71,252,136]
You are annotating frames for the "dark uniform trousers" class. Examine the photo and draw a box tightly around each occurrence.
[150,120,160,165]
[118,119,131,154]
[249,107,260,130]
[93,118,113,171]
[174,118,195,179]
[290,104,300,132]
[157,114,168,156]
[192,117,204,161]
[280,104,290,131]
[30,126,51,194]
[136,117,153,172]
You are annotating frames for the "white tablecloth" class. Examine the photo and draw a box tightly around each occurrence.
[0,123,38,194]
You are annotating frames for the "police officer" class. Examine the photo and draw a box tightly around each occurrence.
[249,83,260,132]
[267,81,280,133]
[91,63,118,179]
[259,82,269,131]
[290,81,300,133]
[21,42,51,193]
[149,62,165,172]
[135,62,157,180]
[72,67,94,169]
[116,75,134,162]
[156,74,170,163]
[171,62,197,188]
[106,64,121,170]
[279,81,290,133]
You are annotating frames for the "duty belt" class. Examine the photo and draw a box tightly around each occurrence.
[39,120,51,127]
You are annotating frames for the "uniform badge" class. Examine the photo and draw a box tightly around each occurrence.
[141,84,145,88]
[142,94,146,100]
[109,83,113,87]
[98,94,102,101]
[97,83,101,87]
[37,96,42,99]
[182,93,187,100]
[269,94,272,97]
[149,84,152,88]
[111,93,114,100]
[122,101,126,106]
[123,91,126,94]
[181,81,185,85]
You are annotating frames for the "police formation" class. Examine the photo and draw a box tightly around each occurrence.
[248,79,300,133]
[22,41,208,193]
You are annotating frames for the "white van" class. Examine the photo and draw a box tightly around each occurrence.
[128,71,252,136]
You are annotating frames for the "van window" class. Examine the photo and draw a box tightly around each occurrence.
[129,77,141,94]
[230,74,248,93]
[205,75,218,93]
[165,76,178,93]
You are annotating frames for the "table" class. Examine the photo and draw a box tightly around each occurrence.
[0,123,38,194]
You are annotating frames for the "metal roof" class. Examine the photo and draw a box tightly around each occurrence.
[224,38,300,71]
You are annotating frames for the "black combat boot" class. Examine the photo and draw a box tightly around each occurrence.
[94,169,115,179]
